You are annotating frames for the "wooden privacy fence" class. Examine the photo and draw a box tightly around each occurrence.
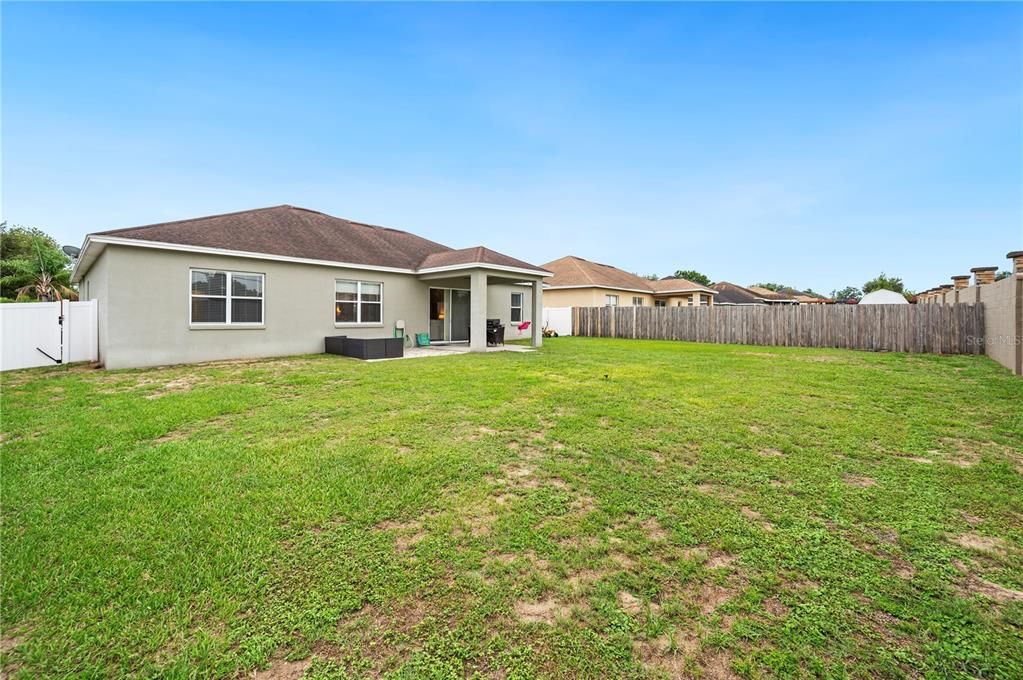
[573,304,985,355]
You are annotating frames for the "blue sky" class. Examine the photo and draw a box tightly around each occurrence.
[3,2,1021,294]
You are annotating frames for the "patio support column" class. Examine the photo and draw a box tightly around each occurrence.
[531,279,543,348]
[470,270,488,352]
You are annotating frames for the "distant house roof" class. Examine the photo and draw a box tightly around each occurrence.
[73,205,550,280]
[541,256,715,295]
[711,282,769,305]
[746,285,798,302]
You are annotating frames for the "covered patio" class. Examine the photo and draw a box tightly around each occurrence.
[416,248,549,351]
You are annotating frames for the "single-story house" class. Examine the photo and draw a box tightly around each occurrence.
[744,285,799,305]
[711,282,772,306]
[71,205,551,369]
[541,256,716,308]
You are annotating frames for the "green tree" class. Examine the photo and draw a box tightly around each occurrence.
[752,282,786,292]
[862,273,905,294]
[0,222,77,301]
[831,286,862,302]
[995,270,1012,281]
[674,270,712,286]
[632,273,661,281]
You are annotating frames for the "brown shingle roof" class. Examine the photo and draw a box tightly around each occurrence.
[419,246,544,272]
[648,277,713,294]
[92,205,545,272]
[712,281,767,305]
[541,256,660,292]
[746,285,796,302]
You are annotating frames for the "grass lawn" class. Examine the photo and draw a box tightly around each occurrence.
[2,338,1022,679]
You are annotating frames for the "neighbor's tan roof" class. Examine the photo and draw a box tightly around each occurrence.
[541,256,714,294]
[648,277,714,294]
[541,256,656,291]
[747,285,797,302]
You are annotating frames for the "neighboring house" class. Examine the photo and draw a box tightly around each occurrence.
[541,256,716,309]
[711,281,772,306]
[745,285,799,305]
[71,205,551,369]
[858,289,909,305]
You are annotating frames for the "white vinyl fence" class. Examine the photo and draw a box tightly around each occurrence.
[0,301,98,372]
[543,306,573,336]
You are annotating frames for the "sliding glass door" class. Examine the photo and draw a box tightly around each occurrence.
[429,288,470,342]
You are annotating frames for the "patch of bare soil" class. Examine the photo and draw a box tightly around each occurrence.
[762,597,789,617]
[375,517,428,552]
[961,512,983,526]
[699,648,741,679]
[633,631,701,676]
[618,590,660,616]
[748,424,763,434]
[740,506,775,532]
[0,634,26,653]
[903,456,933,465]
[328,600,430,673]
[705,552,737,569]
[696,483,740,501]
[951,560,1023,603]
[952,532,1007,555]
[513,598,572,624]
[758,448,784,457]
[145,375,205,399]
[692,582,735,616]
[252,657,311,680]
[640,518,669,542]
[843,474,877,488]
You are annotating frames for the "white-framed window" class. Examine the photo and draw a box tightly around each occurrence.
[606,294,619,306]
[699,294,710,306]
[510,292,523,323]
[190,269,264,325]
[336,279,383,324]
[654,300,666,308]
[686,296,694,306]
[632,297,644,306]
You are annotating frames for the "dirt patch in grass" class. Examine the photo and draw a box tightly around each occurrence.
[763,597,789,617]
[640,518,669,542]
[758,448,784,457]
[144,376,205,399]
[1,633,26,654]
[513,598,572,624]
[740,506,775,532]
[253,657,311,680]
[953,561,1023,603]
[843,474,877,488]
[952,532,1007,555]
[696,483,740,501]
[618,590,660,616]
[903,456,934,464]
[633,632,700,675]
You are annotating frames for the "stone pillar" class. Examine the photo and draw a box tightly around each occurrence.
[1008,250,1023,276]
[971,266,997,286]
[939,285,953,304]
[531,279,543,348]
[469,270,488,352]
[952,275,970,303]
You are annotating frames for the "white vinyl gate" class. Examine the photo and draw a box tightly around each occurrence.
[542,306,573,336]
[0,301,98,371]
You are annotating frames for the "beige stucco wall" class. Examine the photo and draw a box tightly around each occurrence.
[81,250,110,365]
[971,276,1021,375]
[544,287,653,308]
[86,246,539,369]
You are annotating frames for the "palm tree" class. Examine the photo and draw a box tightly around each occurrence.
[15,270,77,301]
[8,239,78,301]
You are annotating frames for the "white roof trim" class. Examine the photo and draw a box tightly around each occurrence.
[71,234,552,282]
[416,262,552,277]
